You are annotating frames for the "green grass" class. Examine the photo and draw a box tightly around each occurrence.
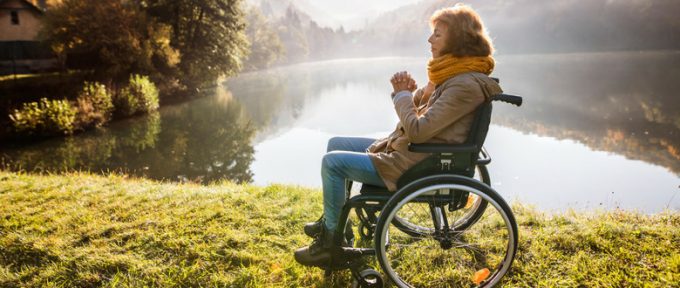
[0,74,45,82]
[0,171,678,287]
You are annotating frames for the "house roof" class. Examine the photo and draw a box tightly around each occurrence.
[0,0,45,14]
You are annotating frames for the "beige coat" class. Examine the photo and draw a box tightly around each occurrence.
[368,72,503,191]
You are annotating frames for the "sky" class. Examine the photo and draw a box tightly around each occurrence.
[294,0,422,31]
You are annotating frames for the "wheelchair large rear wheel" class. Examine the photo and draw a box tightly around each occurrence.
[375,175,517,288]
[392,165,490,237]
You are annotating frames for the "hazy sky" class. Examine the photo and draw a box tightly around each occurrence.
[299,0,422,30]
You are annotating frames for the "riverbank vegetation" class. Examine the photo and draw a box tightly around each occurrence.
[0,171,677,287]
[1,0,279,141]
[5,75,158,138]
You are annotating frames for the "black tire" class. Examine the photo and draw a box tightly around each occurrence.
[374,174,518,288]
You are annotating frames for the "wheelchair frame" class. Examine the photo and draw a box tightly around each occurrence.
[319,91,523,288]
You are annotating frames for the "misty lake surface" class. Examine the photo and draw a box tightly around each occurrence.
[2,52,679,213]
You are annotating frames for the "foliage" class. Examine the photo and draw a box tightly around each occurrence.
[144,0,249,88]
[41,0,179,80]
[275,7,309,64]
[250,5,357,65]
[9,98,76,135]
[2,88,255,184]
[0,171,678,287]
[243,6,284,71]
[115,75,160,117]
[2,112,162,173]
[75,81,114,128]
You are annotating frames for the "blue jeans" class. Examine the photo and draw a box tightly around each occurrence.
[322,137,386,232]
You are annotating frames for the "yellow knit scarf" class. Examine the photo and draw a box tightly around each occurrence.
[427,54,495,85]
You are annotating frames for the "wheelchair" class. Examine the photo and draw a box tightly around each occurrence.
[318,89,523,288]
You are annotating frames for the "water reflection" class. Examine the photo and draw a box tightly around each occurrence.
[229,53,680,176]
[1,88,255,184]
[0,53,677,212]
[493,51,680,175]
[225,53,679,212]
[2,112,161,173]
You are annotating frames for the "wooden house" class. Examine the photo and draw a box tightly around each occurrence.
[0,0,55,75]
[0,0,45,41]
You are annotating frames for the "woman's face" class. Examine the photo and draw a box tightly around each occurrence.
[428,21,449,58]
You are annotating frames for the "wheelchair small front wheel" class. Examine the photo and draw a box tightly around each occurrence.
[351,268,384,288]
[375,175,518,288]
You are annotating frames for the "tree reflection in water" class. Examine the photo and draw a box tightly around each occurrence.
[153,89,255,183]
[1,87,256,184]
[2,112,161,173]
[493,51,680,174]
[227,53,679,175]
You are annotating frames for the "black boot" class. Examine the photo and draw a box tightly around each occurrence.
[294,225,336,267]
[305,216,355,244]
[303,216,324,238]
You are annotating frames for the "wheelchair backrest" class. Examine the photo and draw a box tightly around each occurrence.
[464,99,493,154]
[394,77,522,189]
[395,96,495,188]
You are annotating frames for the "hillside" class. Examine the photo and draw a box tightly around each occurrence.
[245,0,680,63]
[362,0,680,56]
[0,171,678,287]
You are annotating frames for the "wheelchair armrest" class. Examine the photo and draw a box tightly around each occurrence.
[408,143,478,154]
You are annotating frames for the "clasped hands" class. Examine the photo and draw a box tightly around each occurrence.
[390,71,417,97]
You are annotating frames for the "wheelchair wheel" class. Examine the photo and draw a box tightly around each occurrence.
[392,165,490,237]
[375,175,517,288]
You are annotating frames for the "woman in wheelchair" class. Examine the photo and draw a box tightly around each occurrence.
[294,4,515,286]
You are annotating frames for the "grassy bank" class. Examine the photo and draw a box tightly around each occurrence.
[0,171,678,287]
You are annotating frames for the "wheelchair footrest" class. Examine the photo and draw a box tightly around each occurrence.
[340,247,376,257]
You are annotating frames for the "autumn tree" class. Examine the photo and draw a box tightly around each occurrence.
[143,0,249,89]
[41,0,179,81]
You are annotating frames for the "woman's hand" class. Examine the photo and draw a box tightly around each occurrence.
[390,71,417,96]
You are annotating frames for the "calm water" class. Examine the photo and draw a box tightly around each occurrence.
[1,52,679,213]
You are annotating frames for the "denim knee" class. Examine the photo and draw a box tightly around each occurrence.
[326,137,342,152]
[321,151,341,175]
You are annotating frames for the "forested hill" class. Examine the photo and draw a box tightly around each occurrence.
[363,0,680,56]
[245,0,680,66]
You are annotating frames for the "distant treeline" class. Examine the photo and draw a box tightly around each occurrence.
[247,0,680,64]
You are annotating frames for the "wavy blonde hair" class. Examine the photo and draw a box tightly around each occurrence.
[430,4,494,57]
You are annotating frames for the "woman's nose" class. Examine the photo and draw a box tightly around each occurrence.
[428,34,434,44]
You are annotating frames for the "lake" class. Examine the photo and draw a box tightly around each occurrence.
[1,52,678,213]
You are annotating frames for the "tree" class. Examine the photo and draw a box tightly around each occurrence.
[41,0,179,81]
[144,0,249,89]
[243,6,284,71]
[274,6,309,64]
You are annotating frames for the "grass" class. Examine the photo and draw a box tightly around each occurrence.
[0,171,678,287]
[0,74,48,82]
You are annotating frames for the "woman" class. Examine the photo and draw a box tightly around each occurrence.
[294,4,503,267]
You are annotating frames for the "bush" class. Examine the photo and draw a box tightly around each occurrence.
[9,98,76,135]
[115,74,159,117]
[75,81,114,128]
